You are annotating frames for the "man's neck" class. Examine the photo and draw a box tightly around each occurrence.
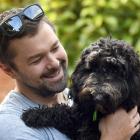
[14,86,67,107]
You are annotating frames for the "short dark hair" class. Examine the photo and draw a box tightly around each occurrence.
[0,6,55,69]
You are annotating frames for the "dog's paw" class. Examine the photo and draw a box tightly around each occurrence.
[21,108,43,128]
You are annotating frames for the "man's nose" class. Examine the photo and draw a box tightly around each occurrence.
[45,54,60,70]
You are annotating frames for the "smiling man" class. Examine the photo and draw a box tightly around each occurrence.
[0,3,139,140]
[9,21,68,104]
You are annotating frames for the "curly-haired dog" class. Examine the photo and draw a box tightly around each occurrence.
[22,38,140,140]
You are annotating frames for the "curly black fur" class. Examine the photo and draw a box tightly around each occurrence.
[22,37,140,140]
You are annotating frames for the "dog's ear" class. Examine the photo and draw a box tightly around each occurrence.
[127,72,140,104]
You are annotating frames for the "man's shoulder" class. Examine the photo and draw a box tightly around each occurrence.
[0,114,70,140]
[0,113,43,139]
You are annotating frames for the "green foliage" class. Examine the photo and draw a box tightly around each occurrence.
[39,0,140,76]
[1,0,140,76]
[0,0,36,11]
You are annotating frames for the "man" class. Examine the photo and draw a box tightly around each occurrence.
[0,3,139,140]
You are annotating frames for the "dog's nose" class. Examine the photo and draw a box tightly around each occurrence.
[93,94,116,114]
[93,95,105,112]
[94,94,103,101]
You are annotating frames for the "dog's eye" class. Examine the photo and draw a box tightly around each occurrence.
[106,57,117,64]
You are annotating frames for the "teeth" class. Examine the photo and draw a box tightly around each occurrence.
[54,70,60,76]
[48,69,60,78]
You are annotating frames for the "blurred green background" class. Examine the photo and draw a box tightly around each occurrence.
[0,0,140,77]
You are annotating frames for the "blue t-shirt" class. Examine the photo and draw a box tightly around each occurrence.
[0,89,72,140]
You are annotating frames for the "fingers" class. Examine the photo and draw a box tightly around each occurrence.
[128,106,138,119]
[99,107,140,140]
[128,106,140,135]
[132,123,140,135]
[132,112,140,127]
[128,106,140,127]
[132,111,140,134]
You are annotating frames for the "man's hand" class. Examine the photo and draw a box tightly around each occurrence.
[99,106,140,140]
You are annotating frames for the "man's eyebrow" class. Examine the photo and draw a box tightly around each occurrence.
[27,53,43,63]
[27,40,59,62]
[51,40,59,47]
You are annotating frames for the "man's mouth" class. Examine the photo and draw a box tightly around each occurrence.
[42,67,64,82]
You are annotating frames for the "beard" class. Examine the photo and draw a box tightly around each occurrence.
[34,67,67,97]
[17,60,68,98]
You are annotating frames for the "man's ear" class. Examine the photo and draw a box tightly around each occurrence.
[0,63,15,78]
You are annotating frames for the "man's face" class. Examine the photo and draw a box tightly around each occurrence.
[9,21,68,97]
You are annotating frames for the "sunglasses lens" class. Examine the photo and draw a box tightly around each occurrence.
[3,16,22,35]
[0,4,43,37]
[24,5,44,20]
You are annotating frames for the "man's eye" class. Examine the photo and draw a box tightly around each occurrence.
[31,58,42,64]
[51,45,59,53]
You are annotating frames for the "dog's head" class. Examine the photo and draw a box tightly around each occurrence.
[70,37,140,115]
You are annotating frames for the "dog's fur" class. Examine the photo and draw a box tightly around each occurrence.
[22,38,140,140]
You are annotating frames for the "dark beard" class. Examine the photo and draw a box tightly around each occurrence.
[23,61,67,98]
[35,82,67,97]
[34,68,67,97]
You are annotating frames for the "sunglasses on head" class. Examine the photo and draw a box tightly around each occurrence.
[0,4,44,37]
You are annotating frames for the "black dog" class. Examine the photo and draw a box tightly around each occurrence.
[22,37,140,140]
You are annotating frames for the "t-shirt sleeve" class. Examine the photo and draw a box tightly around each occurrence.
[0,114,49,140]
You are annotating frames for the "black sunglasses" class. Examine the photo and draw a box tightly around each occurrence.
[0,4,44,37]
